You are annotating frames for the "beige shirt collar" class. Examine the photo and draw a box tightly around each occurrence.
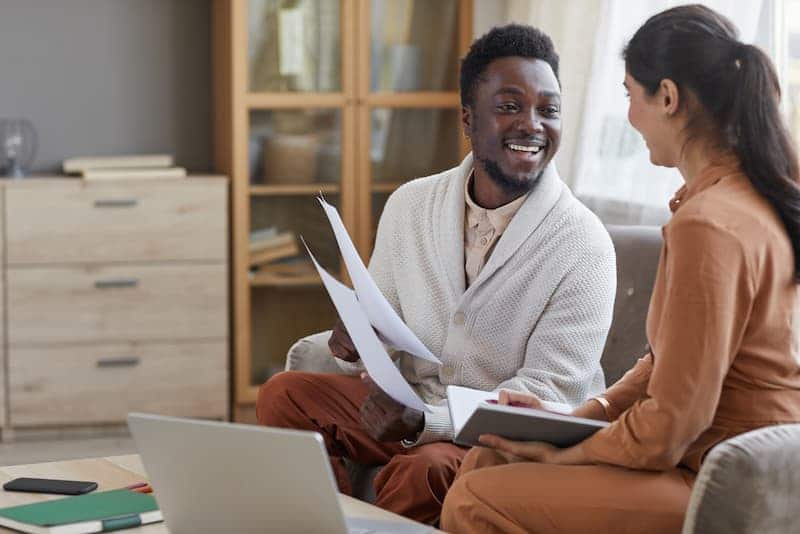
[464,171,529,235]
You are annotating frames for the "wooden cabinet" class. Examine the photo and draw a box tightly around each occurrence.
[7,263,227,344]
[5,181,227,264]
[0,177,229,435]
[213,0,471,419]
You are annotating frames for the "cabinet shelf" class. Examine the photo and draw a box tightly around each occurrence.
[250,184,340,196]
[249,271,322,288]
[371,182,405,193]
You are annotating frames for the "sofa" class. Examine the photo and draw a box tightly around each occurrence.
[284,225,800,533]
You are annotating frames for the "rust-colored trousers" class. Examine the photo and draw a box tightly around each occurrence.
[256,371,467,525]
[441,447,695,534]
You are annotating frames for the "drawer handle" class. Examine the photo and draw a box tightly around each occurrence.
[94,198,139,208]
[94,278,139,289]
[96,357,140,368]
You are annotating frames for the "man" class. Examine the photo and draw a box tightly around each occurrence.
[257,24,616,524]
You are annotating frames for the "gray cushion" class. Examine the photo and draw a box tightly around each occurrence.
[601,225,662,385]
[682,424,800,534]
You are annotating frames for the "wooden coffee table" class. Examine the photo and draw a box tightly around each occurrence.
[0,454,438,532]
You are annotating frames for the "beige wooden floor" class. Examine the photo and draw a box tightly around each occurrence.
[0,427,136,466]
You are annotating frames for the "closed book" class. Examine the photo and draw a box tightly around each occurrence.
[249,231,296,254]
[446,385,604,448]
[250,239,300,267]
[63,154,173,174]
[80,167,187,181]
[0,488,162,534]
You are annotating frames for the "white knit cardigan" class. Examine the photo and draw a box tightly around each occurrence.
[339,154,617,445]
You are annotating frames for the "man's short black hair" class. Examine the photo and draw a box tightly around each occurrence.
[460,24,560,107]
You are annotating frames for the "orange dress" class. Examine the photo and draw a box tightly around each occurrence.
[441,158,800,534]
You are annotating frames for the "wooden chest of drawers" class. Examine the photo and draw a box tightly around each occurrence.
[0,177,229,434]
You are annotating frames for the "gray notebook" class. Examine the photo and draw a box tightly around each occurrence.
[452,400,609,448]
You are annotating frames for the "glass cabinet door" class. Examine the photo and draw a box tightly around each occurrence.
[246,0,347,389]
[369,0,459,92]
[248,0,342,92]
[362,0,465,251]
[248,192,340,384]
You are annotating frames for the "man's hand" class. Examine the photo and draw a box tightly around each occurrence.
[328,319,359,362]
[359,373,424,442]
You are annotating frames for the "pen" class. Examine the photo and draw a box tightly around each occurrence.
[126,482,153,493]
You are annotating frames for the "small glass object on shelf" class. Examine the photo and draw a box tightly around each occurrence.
[249,109,341,186]
[0,118,37,178]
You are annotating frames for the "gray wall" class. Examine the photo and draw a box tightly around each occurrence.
[0,0,212,174]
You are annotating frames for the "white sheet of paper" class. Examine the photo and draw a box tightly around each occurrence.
[318,197,440,365]
[306,246,429,413]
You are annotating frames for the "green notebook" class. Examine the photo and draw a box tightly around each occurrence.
[0,489,162,534]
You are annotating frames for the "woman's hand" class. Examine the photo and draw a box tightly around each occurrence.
[480,390,592,465]
[478,435,559,463]
[477,434,590,465]
[497,389,543,409]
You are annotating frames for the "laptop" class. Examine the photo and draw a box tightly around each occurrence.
[127,413,435,534]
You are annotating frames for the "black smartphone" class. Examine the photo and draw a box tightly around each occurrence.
[2,477,98,495]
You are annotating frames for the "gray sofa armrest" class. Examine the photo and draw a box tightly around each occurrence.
[682,424,800,534]
[284,330,344,375]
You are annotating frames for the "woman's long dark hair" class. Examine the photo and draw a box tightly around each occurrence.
[625,4,800,281]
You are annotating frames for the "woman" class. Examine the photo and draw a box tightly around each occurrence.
[440,5,800,534]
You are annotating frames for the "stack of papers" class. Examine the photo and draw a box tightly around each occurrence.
[446,385,607,448]
[305,197,440,412]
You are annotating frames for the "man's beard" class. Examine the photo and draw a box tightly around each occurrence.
[479,156,543,197]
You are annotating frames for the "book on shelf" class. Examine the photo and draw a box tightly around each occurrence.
[447,385,605,448]
[0,488,162,534]
[250,242,299,267]
[257,257,317,276]
[249,228,296,253]
[80,167,187,181]
[249,257,320,286]
[249,228,300,267]
[63,154,173,174]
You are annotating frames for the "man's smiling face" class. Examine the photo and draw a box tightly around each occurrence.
[463,56,562,196]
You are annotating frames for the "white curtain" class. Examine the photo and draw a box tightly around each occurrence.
[509,0,770,224]
[571,0,767,223]
[506,0,603,184]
